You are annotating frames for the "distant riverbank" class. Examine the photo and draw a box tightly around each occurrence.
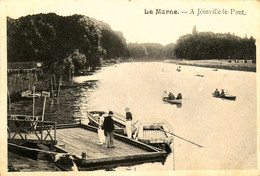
[165,59,256,72]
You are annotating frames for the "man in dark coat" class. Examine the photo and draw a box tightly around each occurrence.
[103,111,115,148]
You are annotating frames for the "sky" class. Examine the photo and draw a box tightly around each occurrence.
[2,0,260,45]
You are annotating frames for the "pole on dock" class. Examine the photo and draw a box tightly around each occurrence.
[42,96,47,121]
[57,78,61,104]
[53,74,56,89]
[33,86,35,118]
[42,91,50,121]
[51,77,54,99]
[7,87,11,111]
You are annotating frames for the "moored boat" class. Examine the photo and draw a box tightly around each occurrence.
[86,110,137,135]
[53,153,78,171]
[8,142,40,160]
[133,119,174,153]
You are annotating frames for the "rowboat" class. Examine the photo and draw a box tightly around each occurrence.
[133,119,174,153]
[212,93,236,100]
[195,74,204,77]
[86,110,137,135]
[53,153,78,171]
[8,142,40,160]
[162,97,182,104]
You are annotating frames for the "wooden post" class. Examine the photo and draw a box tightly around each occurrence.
[57,78,61,104]
[33,86,35,118]
[51,77,54,98]
[53,74,56,89]
[41,91,50,121]
[7,88,11,111]
[69,67,72,85]
[42,96,47,121]
[54,122,56,141]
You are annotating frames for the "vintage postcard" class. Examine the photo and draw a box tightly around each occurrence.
[0,0,259,175]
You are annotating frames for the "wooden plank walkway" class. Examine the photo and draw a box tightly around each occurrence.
[55,127,147,159]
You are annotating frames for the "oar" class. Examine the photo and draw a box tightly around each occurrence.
[133,120,139,126]
[160,129,204,148]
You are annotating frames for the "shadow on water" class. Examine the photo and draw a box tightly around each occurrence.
[162,102,182,108]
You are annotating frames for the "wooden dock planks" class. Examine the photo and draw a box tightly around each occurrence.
[55,127,146,159]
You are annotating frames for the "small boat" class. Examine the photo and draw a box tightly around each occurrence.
[212,68,218,71]
[53,153,78,171]
[162,97,182,104]
[86,110,137,135]
[176,66,181,72]
[21,90,41,98]
[212,93,236,100]
[133,119,174,153]
[8,142,40,160]
[195,74,204,77]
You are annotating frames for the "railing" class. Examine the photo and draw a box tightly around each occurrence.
[8,117,57,145]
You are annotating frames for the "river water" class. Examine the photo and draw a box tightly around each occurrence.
[9,62,257,171]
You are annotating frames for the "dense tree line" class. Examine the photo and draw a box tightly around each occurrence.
[7,13,129,79]
[174,31,256,61]
[127,43,176,60]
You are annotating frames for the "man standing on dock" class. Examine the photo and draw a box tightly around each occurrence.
[103,111,115,148]
[125,107,133,139]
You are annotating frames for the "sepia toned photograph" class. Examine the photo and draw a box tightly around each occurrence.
[0,0,259,175]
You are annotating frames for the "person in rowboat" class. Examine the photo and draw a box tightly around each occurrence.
[214,89,220,96]
[168,92,175,100]
[163,91,168,99]
[125,107,133,139]
[220,89,225,96]
[103,111,115,148]
[176,93,182,100]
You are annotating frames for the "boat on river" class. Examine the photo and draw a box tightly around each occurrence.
[212,93,236,100]
[195,74,204,77]
[86,110,137,135]
[162,97,182,104]
[133,119,174,153]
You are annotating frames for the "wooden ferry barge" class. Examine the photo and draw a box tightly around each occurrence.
[8,116,168,171]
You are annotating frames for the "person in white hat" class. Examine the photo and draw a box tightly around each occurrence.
[125,107,133,139]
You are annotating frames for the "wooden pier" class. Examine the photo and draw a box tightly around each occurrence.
[7,116,168,171]
[54,123,168,171]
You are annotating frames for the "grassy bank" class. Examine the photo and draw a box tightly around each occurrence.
[165,59,256,72]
